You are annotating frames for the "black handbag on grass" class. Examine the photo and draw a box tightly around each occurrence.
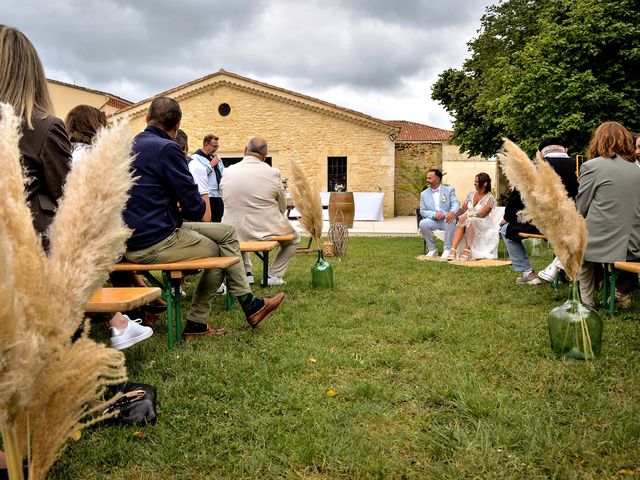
[103,382,157,426]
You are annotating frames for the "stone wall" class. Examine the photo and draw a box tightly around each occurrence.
[394,142,443,216]
[122,83,397,217]
[441,145,502,205]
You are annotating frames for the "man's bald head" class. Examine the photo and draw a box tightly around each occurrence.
[246,137,268,159]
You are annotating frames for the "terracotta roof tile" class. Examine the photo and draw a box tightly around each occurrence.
[386,120,452,142]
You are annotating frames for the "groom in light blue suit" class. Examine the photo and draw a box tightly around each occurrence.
[419,169,461,258]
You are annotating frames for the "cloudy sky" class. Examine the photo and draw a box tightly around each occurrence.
[2,0,496,129]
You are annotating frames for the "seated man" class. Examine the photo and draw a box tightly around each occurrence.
[501,136,579,286]
[418,169,460,259]
[123,97,285,341]
[499,187,542,285]
[534,137,579,283]
[221,137,300,286]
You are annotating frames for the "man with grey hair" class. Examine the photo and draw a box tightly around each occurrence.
[221,136,300,286]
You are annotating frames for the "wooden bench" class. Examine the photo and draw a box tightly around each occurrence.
[85,287,162,313]
[518,232,551,257]
[239,234,296,288]
[600,261,640,317]
[112,256,240,348]
[239,240,279,288]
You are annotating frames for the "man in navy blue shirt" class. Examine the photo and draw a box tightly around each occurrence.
[123,97,284,340]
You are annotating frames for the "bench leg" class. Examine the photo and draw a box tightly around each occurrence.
[137,271,176,348]
[160,272,177,348]
[600,264,617,318]
[226,291,235,311]
[608,267,618,318]
[170,275,183,345]
[551,270,560,292]
[253,251,270,288]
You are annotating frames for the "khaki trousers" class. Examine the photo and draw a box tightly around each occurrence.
[242,230,301,278]
[125,222,250,324]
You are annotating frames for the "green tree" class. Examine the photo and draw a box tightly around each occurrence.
[433,0,640,157]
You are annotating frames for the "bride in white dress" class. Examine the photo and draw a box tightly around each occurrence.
[447,172,498,260]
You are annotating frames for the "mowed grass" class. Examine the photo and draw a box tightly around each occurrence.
[50,237,640,479]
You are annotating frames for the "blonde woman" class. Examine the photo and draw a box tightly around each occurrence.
[0,25,71,250]
[0,27,150,350]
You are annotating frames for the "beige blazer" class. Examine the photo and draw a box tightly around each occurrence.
[220,156,295,240]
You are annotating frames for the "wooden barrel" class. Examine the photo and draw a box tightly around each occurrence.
[329,192,354,228]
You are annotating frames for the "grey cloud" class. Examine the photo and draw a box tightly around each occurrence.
[0,0,496,126]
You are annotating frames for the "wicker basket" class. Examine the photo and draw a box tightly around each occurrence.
[328,210,349,258]
[322,241,334,257]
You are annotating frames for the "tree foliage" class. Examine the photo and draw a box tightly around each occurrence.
[432,0,640,157]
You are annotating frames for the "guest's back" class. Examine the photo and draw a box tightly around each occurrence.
[0,25,71,243]
[577,154,640,262]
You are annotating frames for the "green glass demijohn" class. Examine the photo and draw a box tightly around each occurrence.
[311,249,334,288]
[547,281,603,360]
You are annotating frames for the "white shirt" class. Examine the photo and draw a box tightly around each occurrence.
[188,159,209,195]
[431,187,441,212]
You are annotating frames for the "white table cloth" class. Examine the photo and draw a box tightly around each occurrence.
[290,192,384,221]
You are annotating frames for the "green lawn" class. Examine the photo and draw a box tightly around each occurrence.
[51,237,640,479]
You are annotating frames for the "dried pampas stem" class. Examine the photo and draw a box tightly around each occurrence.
[46,120,135,338]
[289,160,323,250]
[0,103,133,480]
[498,139,587,280]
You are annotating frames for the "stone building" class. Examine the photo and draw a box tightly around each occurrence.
[53,69,495,218]
[389,120,452,215]
[112,70,401,218]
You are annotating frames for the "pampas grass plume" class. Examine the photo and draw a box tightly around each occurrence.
[289,160,323,249]
[498,138,587,280]
[0,104,133,479]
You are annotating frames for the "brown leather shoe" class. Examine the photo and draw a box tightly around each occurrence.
[182,324,228,342]
[246,293,286,328]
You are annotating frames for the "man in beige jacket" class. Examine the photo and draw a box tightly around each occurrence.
[221,137,300,286]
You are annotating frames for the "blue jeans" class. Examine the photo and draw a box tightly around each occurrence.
[501,223,532,272]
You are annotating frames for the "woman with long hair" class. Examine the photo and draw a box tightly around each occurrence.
[447,172,498,260]
[577,121,640,306]
[0,24,71,248]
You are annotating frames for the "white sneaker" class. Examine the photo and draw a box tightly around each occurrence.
[426,250,438,257]
[246,272,255,284]
[441,249,451,259]
[110,315,153,350]
[267,276,286,286]
[538,263,560,283]
[216,283,227,294]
